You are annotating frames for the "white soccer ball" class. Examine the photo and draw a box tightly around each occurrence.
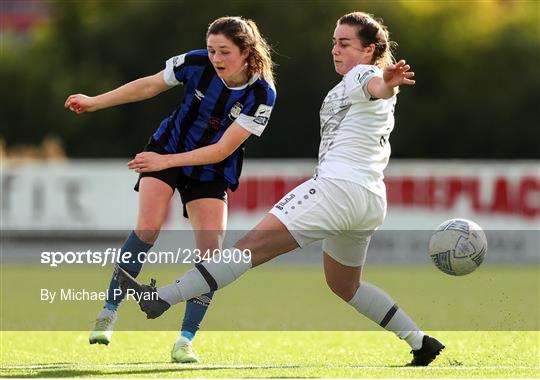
[428,218,487,276]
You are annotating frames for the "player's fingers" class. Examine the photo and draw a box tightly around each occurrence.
[404,71,415,78]
[65,95,76,106]
[66,95,78,107]
[402,78,415,85]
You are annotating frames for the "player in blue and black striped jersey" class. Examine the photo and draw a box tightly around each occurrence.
[65,16,276,363]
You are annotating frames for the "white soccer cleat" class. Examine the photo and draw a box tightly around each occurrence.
[171,336,200,363]
[89,308,117,345]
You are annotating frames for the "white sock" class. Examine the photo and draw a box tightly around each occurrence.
[174,335,191,349]
[348,281,425,350]
[157,249,252,305]
[158,266,209,305]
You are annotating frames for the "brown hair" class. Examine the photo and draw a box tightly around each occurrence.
[207,16,275,83]
[338,12,396,68]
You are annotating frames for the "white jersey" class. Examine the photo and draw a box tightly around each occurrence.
[315,64,396,199]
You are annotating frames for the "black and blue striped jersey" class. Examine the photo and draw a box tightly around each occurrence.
[152,49,276,191]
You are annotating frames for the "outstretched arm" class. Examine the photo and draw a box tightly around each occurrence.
[64,71,170,114]
[127,123,252,172]
[367,59,415,100]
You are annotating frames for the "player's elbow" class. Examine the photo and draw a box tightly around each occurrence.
[213,143,235,163]
[373,88,393,100]
[139,75,168,99]
[380,87,398,100]
[142,83,165,99]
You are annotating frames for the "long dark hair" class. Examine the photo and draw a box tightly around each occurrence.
[338,12,396,68]
[207,16,275,83]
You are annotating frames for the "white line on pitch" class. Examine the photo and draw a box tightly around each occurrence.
[1,364,539,370]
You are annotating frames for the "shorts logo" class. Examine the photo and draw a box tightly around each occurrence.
[275,193,295,210]
[229,102,243,120]
[309,188,316,195]
[253,104,272,126]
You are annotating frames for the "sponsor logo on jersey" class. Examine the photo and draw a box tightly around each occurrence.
[274,193,295,210]
[253,104,272,126]
[228,102,243,120]
[172,54,185,68]
[356,69,375,85]
[208,117,221,130]
[195,89,205,101]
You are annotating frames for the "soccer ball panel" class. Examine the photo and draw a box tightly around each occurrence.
[428,218,488,276]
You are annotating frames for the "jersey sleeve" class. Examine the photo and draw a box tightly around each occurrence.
[344,64,381,101]
[163,53,187,87]
[234,83,276,137]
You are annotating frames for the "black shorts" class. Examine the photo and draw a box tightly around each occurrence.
[134,139,228,218]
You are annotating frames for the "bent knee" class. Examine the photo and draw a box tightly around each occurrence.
[326,280,359,302]
[134,228,160,244]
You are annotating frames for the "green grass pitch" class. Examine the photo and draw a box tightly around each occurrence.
[1,264,539,377]
[1,331,539,377]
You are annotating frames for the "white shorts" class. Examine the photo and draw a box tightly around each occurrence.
[269,177,386,267]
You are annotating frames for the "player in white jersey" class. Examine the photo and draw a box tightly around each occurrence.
[117,12,445,366]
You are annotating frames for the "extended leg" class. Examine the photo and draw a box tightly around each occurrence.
[116,213,299,318]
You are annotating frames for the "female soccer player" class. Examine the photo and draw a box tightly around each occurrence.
[118,12,445,366]
[65,16,276,363]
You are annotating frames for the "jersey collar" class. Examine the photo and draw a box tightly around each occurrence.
[220,73,260,90]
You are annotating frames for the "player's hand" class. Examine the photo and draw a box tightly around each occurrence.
[382,59,415,88]
[128,152,170,173]
[64,94,98,114]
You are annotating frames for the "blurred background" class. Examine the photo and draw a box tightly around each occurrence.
[2,0,538,231]
[0,0,538,332]
[1,0,539,241]
[1,0,539,160]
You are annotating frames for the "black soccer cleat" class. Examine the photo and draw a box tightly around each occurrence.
[407,335,445,366]
[115,266,171,319]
